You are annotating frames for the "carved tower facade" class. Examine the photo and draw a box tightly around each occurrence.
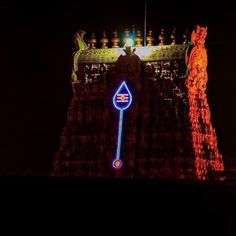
[51,27,224,180]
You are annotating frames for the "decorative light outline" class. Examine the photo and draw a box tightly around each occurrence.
[112,81,133,170]
[113,81,132,111]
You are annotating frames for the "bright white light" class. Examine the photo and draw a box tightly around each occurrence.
[135,46,156,59]
[125,38,134,47]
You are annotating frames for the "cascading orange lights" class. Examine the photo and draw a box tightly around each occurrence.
[186,26,224,180]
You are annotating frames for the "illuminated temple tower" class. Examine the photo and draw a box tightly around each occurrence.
[51,26,224,180]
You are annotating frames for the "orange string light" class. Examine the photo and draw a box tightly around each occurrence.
[186,26,224,180]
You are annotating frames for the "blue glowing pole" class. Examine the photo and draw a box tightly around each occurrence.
[116,110,123,160]
[113,110,124,167]
[112,81,133,170]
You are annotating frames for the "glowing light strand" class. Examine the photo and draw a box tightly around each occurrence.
[112,110,124,169]
[186,26,224,180]
[112,81,133,170]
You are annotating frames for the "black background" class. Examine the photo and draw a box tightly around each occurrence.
[0,0,236,234]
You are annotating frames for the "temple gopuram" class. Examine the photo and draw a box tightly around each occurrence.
[51,26,224,180]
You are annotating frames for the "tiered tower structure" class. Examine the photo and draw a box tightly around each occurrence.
[52,26,224,180]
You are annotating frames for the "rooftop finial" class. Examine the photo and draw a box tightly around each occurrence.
[112,30,120,48]
[183,28,189,44]
[135,30,143,47]
[124,28,130,37]
[89,32,97,49]
[171,27,176,45]
[147,29,154,46]
[124,28,131,47]
[158,28,165,45]
[100,30,109,48]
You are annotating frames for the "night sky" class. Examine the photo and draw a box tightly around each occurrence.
[0,0,235,176]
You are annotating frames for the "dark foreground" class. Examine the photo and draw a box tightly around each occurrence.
[0,177,235,235]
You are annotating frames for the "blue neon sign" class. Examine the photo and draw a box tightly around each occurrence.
[112,81,133,170]
[113,81,132,111]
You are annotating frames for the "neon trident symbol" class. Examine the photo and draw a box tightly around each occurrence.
[112,81,133,170]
